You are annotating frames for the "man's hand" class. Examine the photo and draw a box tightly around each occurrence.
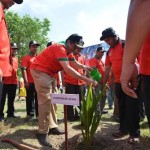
[83,65,93,73]
[25,81,29,89]
[121,63,138,98]
[85,78,97,86]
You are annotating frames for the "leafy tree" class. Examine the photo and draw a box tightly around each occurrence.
[5,11,51,77]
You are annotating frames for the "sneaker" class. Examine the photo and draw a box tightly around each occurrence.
[112,130,128,138]
[128,136,140,144]
[36,133,52,147]
[102,110,108,114]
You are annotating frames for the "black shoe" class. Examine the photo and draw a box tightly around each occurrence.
[7,115,20,118]
[68,116,79,122]
[74,116,80,121]
[36,133,52,147]
[102,110,108,114]
[49,127,65,135]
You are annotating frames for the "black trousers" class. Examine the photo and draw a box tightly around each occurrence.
[0,84,17,117]
[141,75,150,127]
[115,83,140,136]
[65,83,85,120]
[26,83,38,117]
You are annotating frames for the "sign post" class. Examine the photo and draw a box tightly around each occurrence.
[51,93,79,150]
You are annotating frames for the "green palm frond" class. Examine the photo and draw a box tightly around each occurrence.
[80,84,106,150]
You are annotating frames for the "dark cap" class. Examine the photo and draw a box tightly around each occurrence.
[96,46,106,52]
[29,41,40,47]
[11,43,18,49]
[100,27,116,41]
[47,41,55,47]
[66,34,84,49]
[13,0,23,4]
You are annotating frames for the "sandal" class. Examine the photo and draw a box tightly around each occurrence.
[128,137,140,144]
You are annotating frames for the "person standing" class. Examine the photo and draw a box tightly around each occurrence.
[121,0,150,128]
[63,48,86,122]
[21,41,39,119]
[100,27,140,143]
[0,0,23,104]
[88,46,107,114]
[30,34,96,148]
[0,43,19,121]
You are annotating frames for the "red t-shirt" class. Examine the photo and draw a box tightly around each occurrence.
[64,53,85,85]
[30,43,74,77]
[0,3,12,77]
[139,32,150,75]
[21,54,36,83]
[3,57,18,84]
[88,57,105,82]
[105,41,124,83]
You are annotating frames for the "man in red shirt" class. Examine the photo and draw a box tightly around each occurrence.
[121,0,150,132]
[100,28,140,142]
[21,41,40,119]
[0,0,23,106]
[88,46,107,114]
[63,48,86,122]
[30,34,95,147]
[0,43,19,121]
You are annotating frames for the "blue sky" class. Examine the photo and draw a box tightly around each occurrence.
[10,0,130,47]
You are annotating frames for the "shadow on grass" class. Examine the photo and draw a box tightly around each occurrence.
[0,129,39,149]
[2,117,39,128]
[15,108,26,113]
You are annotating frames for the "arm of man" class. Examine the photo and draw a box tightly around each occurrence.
[59,61,95,86]
[103,65,111,85]
[70,59,93,73]
[121,0,150,98]
[21,68,29,89]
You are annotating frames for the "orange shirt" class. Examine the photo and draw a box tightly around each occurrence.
[88,56,105,82]
[105,41,124,83]
[64,53,85,85]
[0,3,12,77]
[21,54,36,83]
[3,57,18,84]
[30,43,74,77]
[139,32,150,75]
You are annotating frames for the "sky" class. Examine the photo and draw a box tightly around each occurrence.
[10,0,130,47]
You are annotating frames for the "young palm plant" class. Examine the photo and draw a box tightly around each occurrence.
[80,84,106,150]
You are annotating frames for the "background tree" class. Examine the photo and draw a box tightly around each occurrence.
[5,11,51,77]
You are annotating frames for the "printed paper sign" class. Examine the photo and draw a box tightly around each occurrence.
[51,93,79,106]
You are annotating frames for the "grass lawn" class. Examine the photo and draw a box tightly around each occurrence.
[0,96,150,150]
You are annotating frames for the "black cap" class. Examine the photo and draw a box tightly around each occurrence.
[100,27,116,41]
[13,0,23,4]
[96,46,106,52]
[66,34,84,49]
[11,43,18,49]
[47,41,55,47]
[29,41,40,47]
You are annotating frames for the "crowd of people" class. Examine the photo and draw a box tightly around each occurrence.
[0,0,150,148]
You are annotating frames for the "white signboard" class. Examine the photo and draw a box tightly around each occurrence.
[51,93,79,106]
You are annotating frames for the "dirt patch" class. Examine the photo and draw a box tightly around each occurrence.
[0,100,148,150]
